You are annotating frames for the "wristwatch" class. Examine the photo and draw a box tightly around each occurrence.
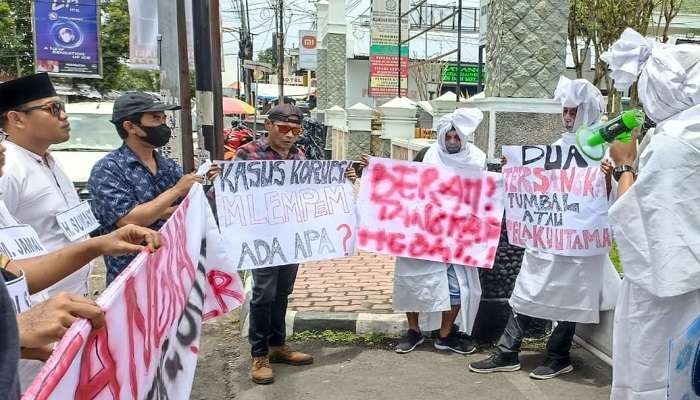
[613,165,637,182]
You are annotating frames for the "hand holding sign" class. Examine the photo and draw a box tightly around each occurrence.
[98,224,162,256]
[17,292,104,350]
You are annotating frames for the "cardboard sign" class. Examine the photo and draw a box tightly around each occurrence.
[24,185,244,399]
[215,160,357,270]
[56,201,101,242]
[502,145,612,256]
[356,158,504,268]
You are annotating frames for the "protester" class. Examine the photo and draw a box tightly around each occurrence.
[0,73,94,298]
[87,92,219,285]
[382,108,486,355]
[469,77,621,380]
[601,28,700,399]
[236,103,356,384]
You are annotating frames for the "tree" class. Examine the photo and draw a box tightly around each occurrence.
[412,56,446,101]
[257,47,277,67]
[568,0,594,79]
[0,0,32,77]
[656,0,684,42]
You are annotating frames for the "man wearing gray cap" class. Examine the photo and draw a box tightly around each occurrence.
[88,92,219,284]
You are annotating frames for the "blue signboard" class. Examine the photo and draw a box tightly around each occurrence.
[33,0,102,78]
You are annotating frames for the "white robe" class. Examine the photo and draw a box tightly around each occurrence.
[392,142,485,335]
[509,132,621,323]
[610,104,700,399]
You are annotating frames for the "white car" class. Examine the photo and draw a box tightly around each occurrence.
[50,102,121,199]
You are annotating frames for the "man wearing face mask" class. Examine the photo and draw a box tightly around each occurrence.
[87,92,212,285]
[388,108,485,356]
[470,77,621,380]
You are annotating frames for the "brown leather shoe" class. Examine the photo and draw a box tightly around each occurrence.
[269,345,314,366]
[250,356,274,384]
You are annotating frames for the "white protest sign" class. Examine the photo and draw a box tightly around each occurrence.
[356,158,504,268]
[56,201,101,242]
[215,160,357,270]
[24,185,244,399]
[0,225,47,259]
[502,144,612,256]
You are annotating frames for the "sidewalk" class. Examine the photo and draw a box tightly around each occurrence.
[289,252,396,314]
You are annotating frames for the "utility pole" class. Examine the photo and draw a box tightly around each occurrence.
[397,0,402,98]
[456,0,462,102]
[277,0,285,104]
[158,0,194,172]
[193,0,224,161]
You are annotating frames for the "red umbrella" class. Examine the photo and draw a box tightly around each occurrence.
[222,97,255,115]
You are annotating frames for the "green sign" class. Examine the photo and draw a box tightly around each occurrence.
[442,65,485,84]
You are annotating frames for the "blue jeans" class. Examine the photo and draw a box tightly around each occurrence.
[447,265,461,305]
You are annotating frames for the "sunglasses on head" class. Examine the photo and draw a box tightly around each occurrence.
[274,123,303,135]
[16,101,66,118]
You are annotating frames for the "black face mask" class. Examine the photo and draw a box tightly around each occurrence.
[138,124,172,147]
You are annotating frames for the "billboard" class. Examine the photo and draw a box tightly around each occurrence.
[299,30,317,71]
[32,0,102,78]
[369,0,409,97]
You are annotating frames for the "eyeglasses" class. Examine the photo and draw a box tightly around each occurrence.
[16,101,66,118]
[275,124,303,136]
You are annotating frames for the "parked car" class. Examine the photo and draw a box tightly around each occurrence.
[50,102,121,199]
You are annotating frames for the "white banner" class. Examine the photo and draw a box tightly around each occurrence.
[502,145,612,256]
[127,0,194,69]
[24,185,244,399]
[215,160,357,270]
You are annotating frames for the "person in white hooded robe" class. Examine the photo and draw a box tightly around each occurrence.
[470,76,622,380]
[600,28,700,400]
[390,107,486,355]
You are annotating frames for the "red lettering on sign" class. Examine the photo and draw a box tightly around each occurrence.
[74,328,120,399]
[203,270,246,320]
[33,332,86,400]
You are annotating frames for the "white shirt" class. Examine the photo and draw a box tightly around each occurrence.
[0,141,91,296]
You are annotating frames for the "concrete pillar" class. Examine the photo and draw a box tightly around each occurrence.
[319,0,346,110]
[346,102,373,161]
[315,1,329,111]
[325,105,347,159]
[379,97,417,158]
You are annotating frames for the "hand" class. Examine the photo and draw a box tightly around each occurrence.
[345,166,357,184]
[610,129,638,165]
[357,154,370,168]
[500,156,507,166]
[601,159,614,177]
[173,173,202,196]
[206,163,221,181]
[17,293,105,350]
[98,224,162,256]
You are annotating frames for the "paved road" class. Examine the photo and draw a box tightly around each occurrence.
[194,335,612,400]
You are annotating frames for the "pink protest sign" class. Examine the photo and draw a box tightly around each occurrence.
[23,185,243,400]
[502,145,612,256]
[356,158,504,269]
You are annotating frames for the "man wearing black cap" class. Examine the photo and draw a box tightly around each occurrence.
[87,92,218,284]
[0,73,94,298]
[236,104,356,384]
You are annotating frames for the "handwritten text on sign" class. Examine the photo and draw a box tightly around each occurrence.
[24,185,244,400]
[356,158,504,268]
[215,160,356,269]
[502,145,612,256]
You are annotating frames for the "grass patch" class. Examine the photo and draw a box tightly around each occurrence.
[288,330,392,346]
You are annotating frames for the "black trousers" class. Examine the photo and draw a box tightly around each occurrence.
[496,311,576,361]
[249,264,299,357]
